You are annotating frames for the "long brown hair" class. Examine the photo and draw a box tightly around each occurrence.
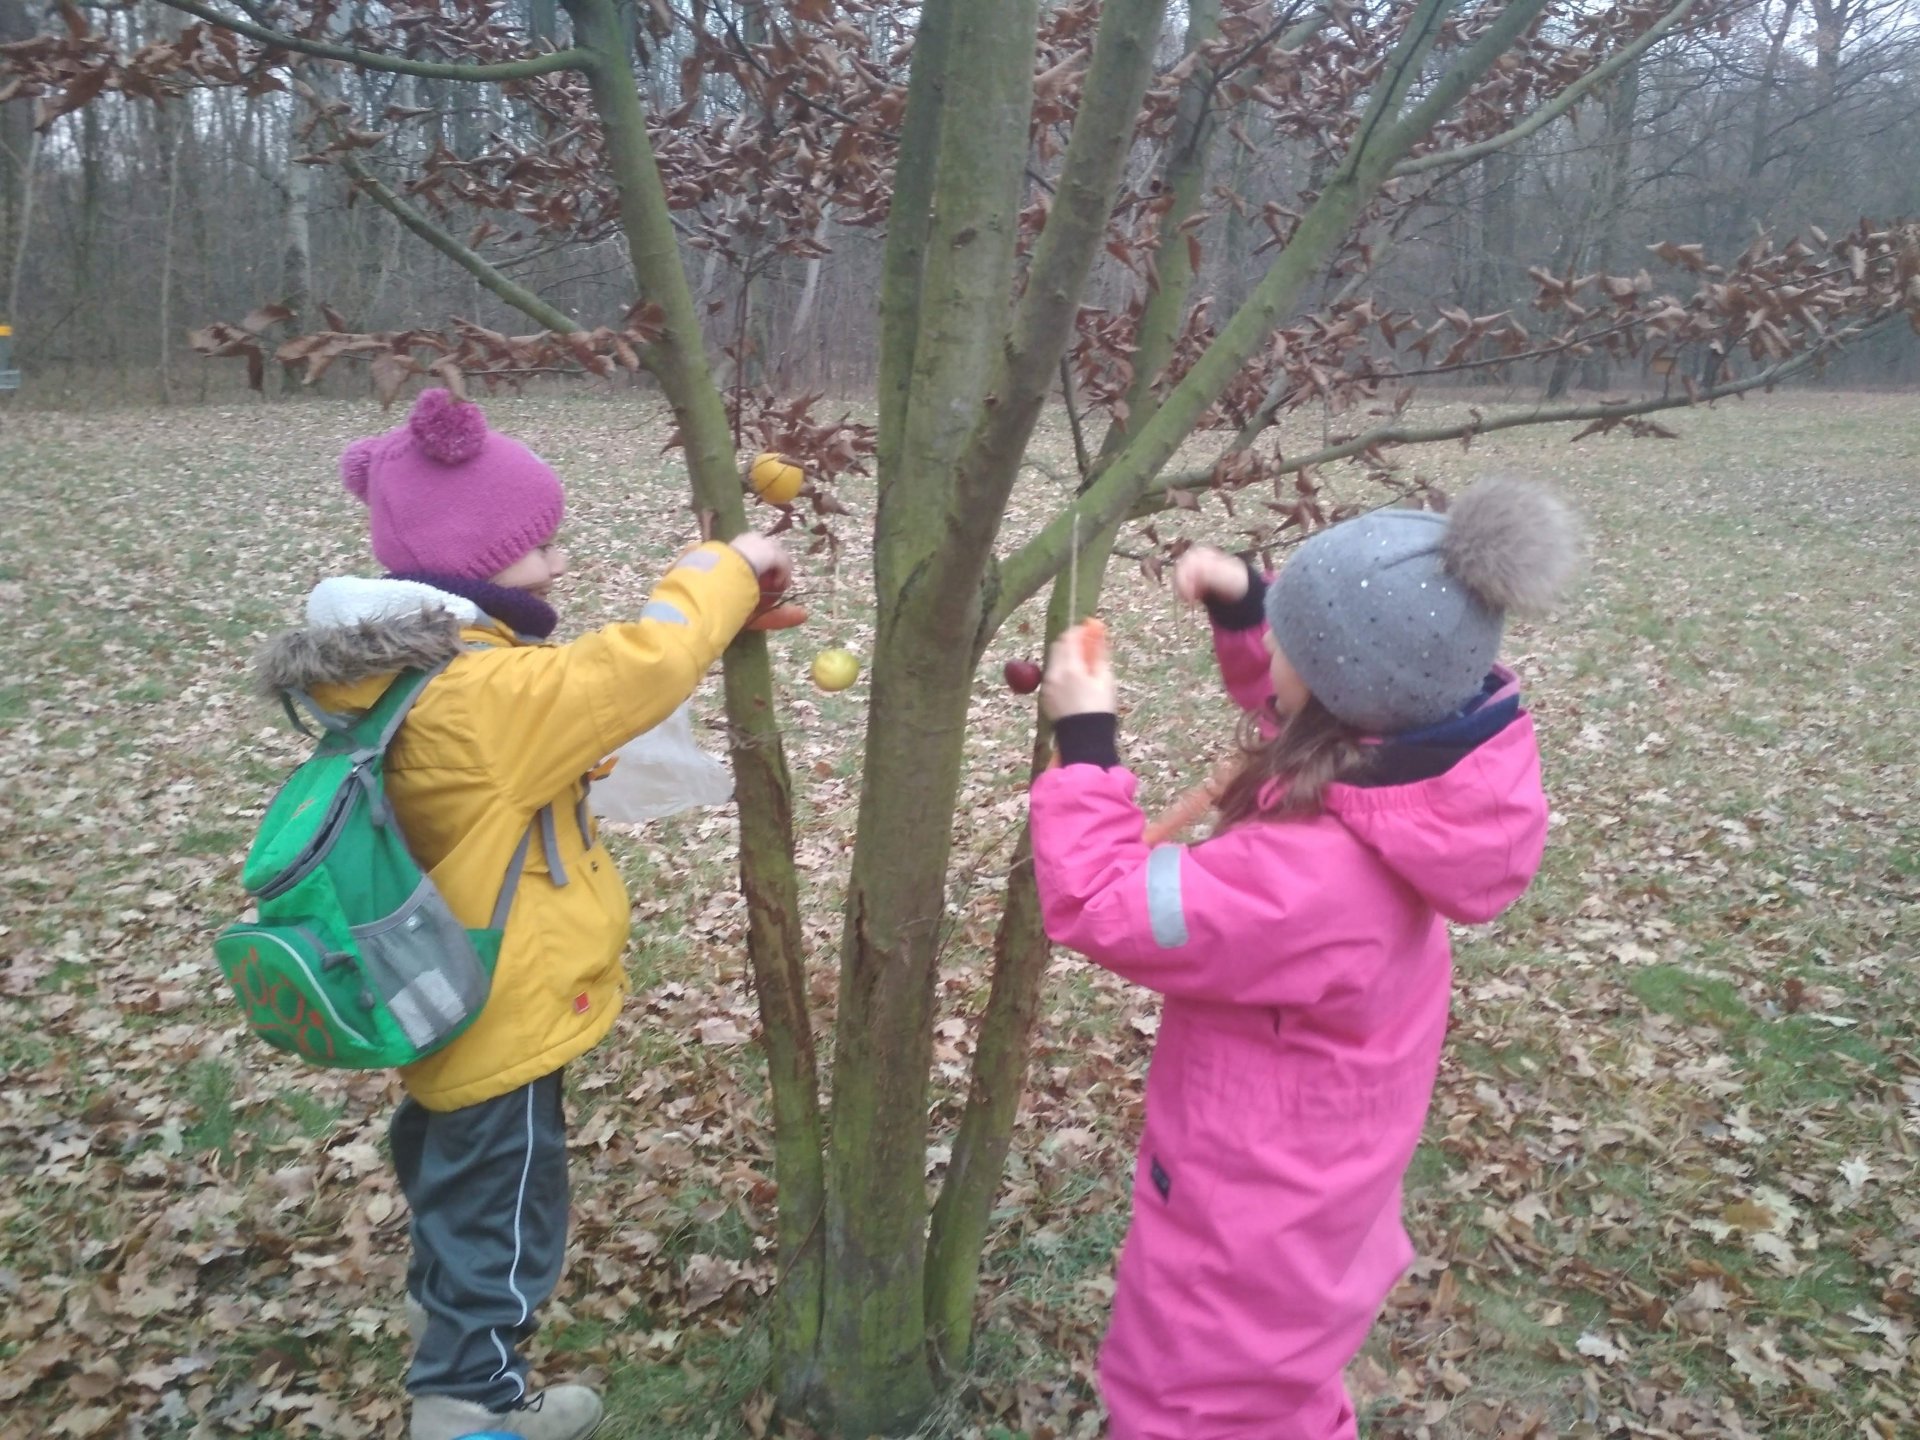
[1212,696,1373,829]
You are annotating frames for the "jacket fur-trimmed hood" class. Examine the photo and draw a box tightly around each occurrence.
[253,577,484,696]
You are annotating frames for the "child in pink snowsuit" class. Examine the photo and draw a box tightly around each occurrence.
[1029,479,1580,1439]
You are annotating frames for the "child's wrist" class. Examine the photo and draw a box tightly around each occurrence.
[1053,712,1120,768]
[1205,560,1268,631]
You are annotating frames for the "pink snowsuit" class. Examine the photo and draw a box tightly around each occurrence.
[1029,622,1550,1439]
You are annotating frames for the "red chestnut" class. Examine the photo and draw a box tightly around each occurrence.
[1004,658,1043,695]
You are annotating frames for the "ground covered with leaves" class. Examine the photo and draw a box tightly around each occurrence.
[2,390,1916,1439]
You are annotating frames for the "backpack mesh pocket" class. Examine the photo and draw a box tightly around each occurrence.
[350,879,498,1052]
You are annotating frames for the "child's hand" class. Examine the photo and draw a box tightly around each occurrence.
[1171,546,1250,607]
[1042,624,1116,720]
[730,533,792,595]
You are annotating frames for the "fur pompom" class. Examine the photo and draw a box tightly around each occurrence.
[339,438,378,499]
[407,388,488,464]
[1440,478,1582,616]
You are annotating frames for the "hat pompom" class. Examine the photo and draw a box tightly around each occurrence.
[340,438,378,499]
[1441,478,1582,617]
[407,388,488,465]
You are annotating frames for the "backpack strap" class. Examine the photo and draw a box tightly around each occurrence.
[294,660,538,932]
[537,803,569,887]
[492,824,534,930]
[346,664,449,757]
[333,665,453,827]
[284,689,352,738]
[281,664,441,751]
[575,784,594,848]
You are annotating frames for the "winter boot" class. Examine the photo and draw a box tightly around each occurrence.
[404,1294,428,1351]
[410,1386,604,1440]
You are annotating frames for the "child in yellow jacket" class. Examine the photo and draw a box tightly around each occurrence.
[256,389,788,1440]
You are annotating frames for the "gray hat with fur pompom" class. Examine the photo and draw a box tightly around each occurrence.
[1264,478,1581,733]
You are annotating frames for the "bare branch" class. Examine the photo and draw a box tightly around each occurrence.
[982,1,1559,641]
[334,153,581,335]
[151,0,592,81]
[1059,356,1093,482]
[1395,0,1703,179]
[1148,312,1906,503]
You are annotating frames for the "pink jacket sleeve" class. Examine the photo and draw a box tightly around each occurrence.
[1030,762,1349,1010]
[1214,621,1274,719]
[1210,573,1278,730]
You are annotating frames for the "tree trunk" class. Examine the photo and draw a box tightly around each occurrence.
[0,0,30,298]
[76,103,105,345]
[558,0,828,1413]
[1581,61,1639,391]
[157,122,183,404]
[781,251,823,387]
[366,205,406,325]
[1544,180,1592,399]
[921,0,1225,1370]
[1746,0,1799,186]
[836,0,1186,1415]
[921,816,1048,1377]
[1218,99,1258,315]
[6,126,37,336]
[824,0,1045,1416]
[1473,147,1518,317]
[283,90,315,394]
[1810,0,1847,111]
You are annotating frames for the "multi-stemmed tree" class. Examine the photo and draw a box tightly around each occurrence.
[8,1,1915,1430]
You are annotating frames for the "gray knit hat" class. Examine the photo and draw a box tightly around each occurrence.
[1265,478,1580,733]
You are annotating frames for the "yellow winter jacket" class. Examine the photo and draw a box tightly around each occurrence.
[261,542,760,1110]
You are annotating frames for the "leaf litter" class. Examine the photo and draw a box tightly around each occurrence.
[1,391,1916,1438]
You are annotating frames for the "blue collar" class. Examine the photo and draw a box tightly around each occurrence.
[1354,674,1520,787]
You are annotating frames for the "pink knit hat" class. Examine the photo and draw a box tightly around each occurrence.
[339,389,565,581]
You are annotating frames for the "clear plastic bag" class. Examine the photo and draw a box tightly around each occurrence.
[590,702,733,822]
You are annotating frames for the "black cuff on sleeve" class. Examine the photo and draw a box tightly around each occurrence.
[1204,558,1269,631]
[1053,712,1120,769]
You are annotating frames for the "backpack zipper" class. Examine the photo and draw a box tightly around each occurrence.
[253,763,365,901]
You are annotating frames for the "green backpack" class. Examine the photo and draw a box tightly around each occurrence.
[212,665,529,1069]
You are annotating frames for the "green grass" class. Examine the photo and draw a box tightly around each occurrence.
[115,678,171,704]
[276,1088,345,1139]
[176,825,245,856]
[1628,964,1752,1029]
[180,1059,241,1159]
[603,1327,773,1439]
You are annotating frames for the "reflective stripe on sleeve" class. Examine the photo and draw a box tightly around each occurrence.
[641,600,689,625]
[1145,844,1189,949]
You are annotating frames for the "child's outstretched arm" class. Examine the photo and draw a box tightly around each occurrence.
[1173,546,1274,719]
[1032,758,1346,1012]
[465,538,778,807]
[1033,628,1339,1010]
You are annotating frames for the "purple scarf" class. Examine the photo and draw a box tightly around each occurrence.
[387,572,558,641]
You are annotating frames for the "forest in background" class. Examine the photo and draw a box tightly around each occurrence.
[3,0,1919,403]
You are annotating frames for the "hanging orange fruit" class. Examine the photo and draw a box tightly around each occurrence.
[749,452,805,505]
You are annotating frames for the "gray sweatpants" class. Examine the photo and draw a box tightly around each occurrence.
[391,1068,569,1410]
